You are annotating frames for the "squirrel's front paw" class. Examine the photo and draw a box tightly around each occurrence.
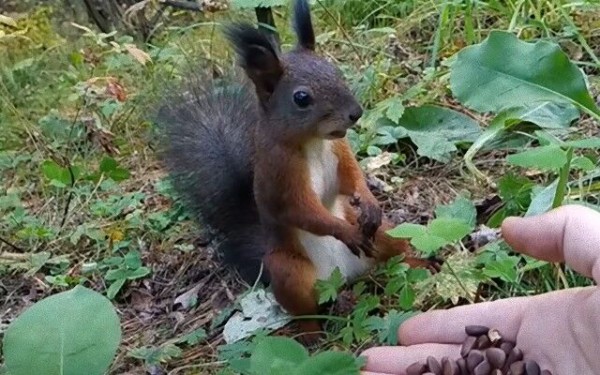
[350,194,382,240]
[338,225,375,258]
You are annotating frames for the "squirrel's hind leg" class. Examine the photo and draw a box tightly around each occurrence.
[264,248,323,346]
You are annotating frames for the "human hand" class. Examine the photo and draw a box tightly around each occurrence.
[361,204,600,375]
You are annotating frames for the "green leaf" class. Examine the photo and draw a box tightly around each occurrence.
[106,278,126,299]
[450,30,600,116]
[231,0,289,8]
[506,145,567,171]
[382,97,405,123]
[100,157,118,172]
[250,337,308,373]
[294,351,360,375]
[411,234,448,255]
[407,268,430,283]
[109,167,130,181]
[128,344,182,366]
[41,160,72,186]
[365,310,416,345]
[499,174,534,205]
[428,217,472,242]
[394,105,482,162]
[315,267,345,304]
[126,266,151,280]
[526,179,559,217]
[563,137,600,149]
[482,256,520,283]
[463,101,579,181]
[176,328,207,346]
[398,286,416,309]
[571,156,595,171]
[504,102,580,129]
[105,268,129,281]
[387,223,427,238]
[3,285,121,375]
[434,195,477,229]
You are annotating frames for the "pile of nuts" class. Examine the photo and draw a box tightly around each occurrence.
[405,325,552,375]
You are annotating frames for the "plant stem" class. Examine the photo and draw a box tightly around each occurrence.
[552,146,573,208]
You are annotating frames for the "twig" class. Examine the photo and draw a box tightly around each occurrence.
[160,0,203,11]
[0,237,25,253]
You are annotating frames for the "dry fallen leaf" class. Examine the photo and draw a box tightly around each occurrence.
[365,151,394,172]
[124,43,152,66]
[106,79,127,102]
[174,284,202,310]
[0,14,17,28]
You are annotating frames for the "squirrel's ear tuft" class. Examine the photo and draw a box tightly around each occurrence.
[293,0,315,51]
[224,23,284,103]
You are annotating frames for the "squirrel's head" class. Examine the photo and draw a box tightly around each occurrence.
[224,0,363,141]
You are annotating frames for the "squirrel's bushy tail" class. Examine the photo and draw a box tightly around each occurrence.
[154,77,267,283]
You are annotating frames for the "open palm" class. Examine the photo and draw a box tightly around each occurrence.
[361,205,600,375]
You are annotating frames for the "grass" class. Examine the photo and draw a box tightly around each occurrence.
[1,0,600,374]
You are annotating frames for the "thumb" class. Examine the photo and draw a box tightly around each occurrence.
[501,204,600,281]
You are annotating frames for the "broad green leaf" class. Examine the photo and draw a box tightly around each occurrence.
[394,105,482,162]
[126,266,151,280]
[124,250,143,268]
[563,137,600,149]
[105,268,129,281]
[387,223,427,238]
[3,285,121,375]
[398,286,415,310]
[100,157,118,172]
[106,278,126,299]
[41,160,70,186]
[294,351,361,375]
[434,195,477,229]
[525,179,559,217]
[482,257,520,283]
[99,157,130,181]
[411,234,448,255]
[507,102,580,129]
[571,156,595,171]
[407,268,430,283]
[250,337,308,373]
[450,31,600,116]
[506,145,567,171]
[428,217,472,242]
[463,102,580,181]
[498,174,534,204]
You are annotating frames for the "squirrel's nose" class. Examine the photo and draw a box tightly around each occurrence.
[348,106,363,123]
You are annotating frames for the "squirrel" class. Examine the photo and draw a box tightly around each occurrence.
[155,0,440,344]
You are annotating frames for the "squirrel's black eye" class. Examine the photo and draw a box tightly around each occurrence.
[293,90,312,108]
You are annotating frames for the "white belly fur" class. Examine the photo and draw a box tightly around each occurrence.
[297,139,374,282]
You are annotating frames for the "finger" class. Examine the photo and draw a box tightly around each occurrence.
[361,343,461,374]
[501,204,600,281]
[398,294,534,345]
